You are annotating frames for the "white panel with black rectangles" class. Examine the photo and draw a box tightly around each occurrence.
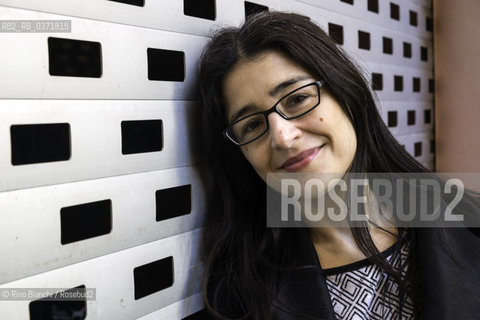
[381,101,433,136]
[396,131,435,165]
[365,63,433,103]
[0,0,244,37]
[296,0,432,40]
[0,6,207,99]
[0,0,434,318]
[0,229,203,320]
[302,9,432,71]
[0,167,204,283]
[0,100,199,191]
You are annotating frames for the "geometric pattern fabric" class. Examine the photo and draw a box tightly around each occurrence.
[325,238,414,319]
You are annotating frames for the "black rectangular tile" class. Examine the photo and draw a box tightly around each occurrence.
[407,110,416,125]
[184,0,216,20]
[383,37,393,54]
[60,200,112,245]
[156,185,192,222]
[388,111,397,127]
[328,23,344,45]
[48,37,102,78]
[147,48,185,81]
[108,0,144,6]
[244,1,268,19]
[368,0,379,13]
[390,2,400,20]
[358,31,371,50]
[134,257,174,300]
[121,120,163,155]
[372,73,383,91]
[394,75,403,91]
[11,123,70,165]
[29,286,87,320]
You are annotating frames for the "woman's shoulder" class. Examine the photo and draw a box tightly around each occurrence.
[414,226,480,268]
[413,227,480,319]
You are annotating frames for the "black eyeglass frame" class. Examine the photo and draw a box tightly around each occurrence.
[223,80,324,146]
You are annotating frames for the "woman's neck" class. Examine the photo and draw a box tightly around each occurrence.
[305,188,398,269]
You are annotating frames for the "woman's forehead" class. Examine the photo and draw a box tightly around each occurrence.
[222,51,314,117]
[226,50,308,82]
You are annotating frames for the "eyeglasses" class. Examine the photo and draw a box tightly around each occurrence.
[224,81,323,146]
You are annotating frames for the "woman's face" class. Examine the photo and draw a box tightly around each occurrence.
[223,50,357,184]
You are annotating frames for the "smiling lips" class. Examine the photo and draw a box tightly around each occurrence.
[280,145,325,172]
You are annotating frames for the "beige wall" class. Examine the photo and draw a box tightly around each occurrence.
[434,0,480,172]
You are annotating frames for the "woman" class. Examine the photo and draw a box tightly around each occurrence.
[197,11,480,320]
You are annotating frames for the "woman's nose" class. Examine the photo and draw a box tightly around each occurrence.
[267,113,302,149]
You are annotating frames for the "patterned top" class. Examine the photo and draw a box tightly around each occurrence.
[324,238,414,320]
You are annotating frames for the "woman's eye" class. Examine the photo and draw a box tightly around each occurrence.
[285,94,310,108]
[242,119,262,134]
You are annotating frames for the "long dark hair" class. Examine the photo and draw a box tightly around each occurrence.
[197,11,432,319]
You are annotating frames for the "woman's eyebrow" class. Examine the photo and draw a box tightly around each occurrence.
[229,76,311,124]
[268,76,311,97]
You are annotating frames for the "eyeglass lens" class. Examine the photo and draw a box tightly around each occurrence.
[228,82,319,145]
